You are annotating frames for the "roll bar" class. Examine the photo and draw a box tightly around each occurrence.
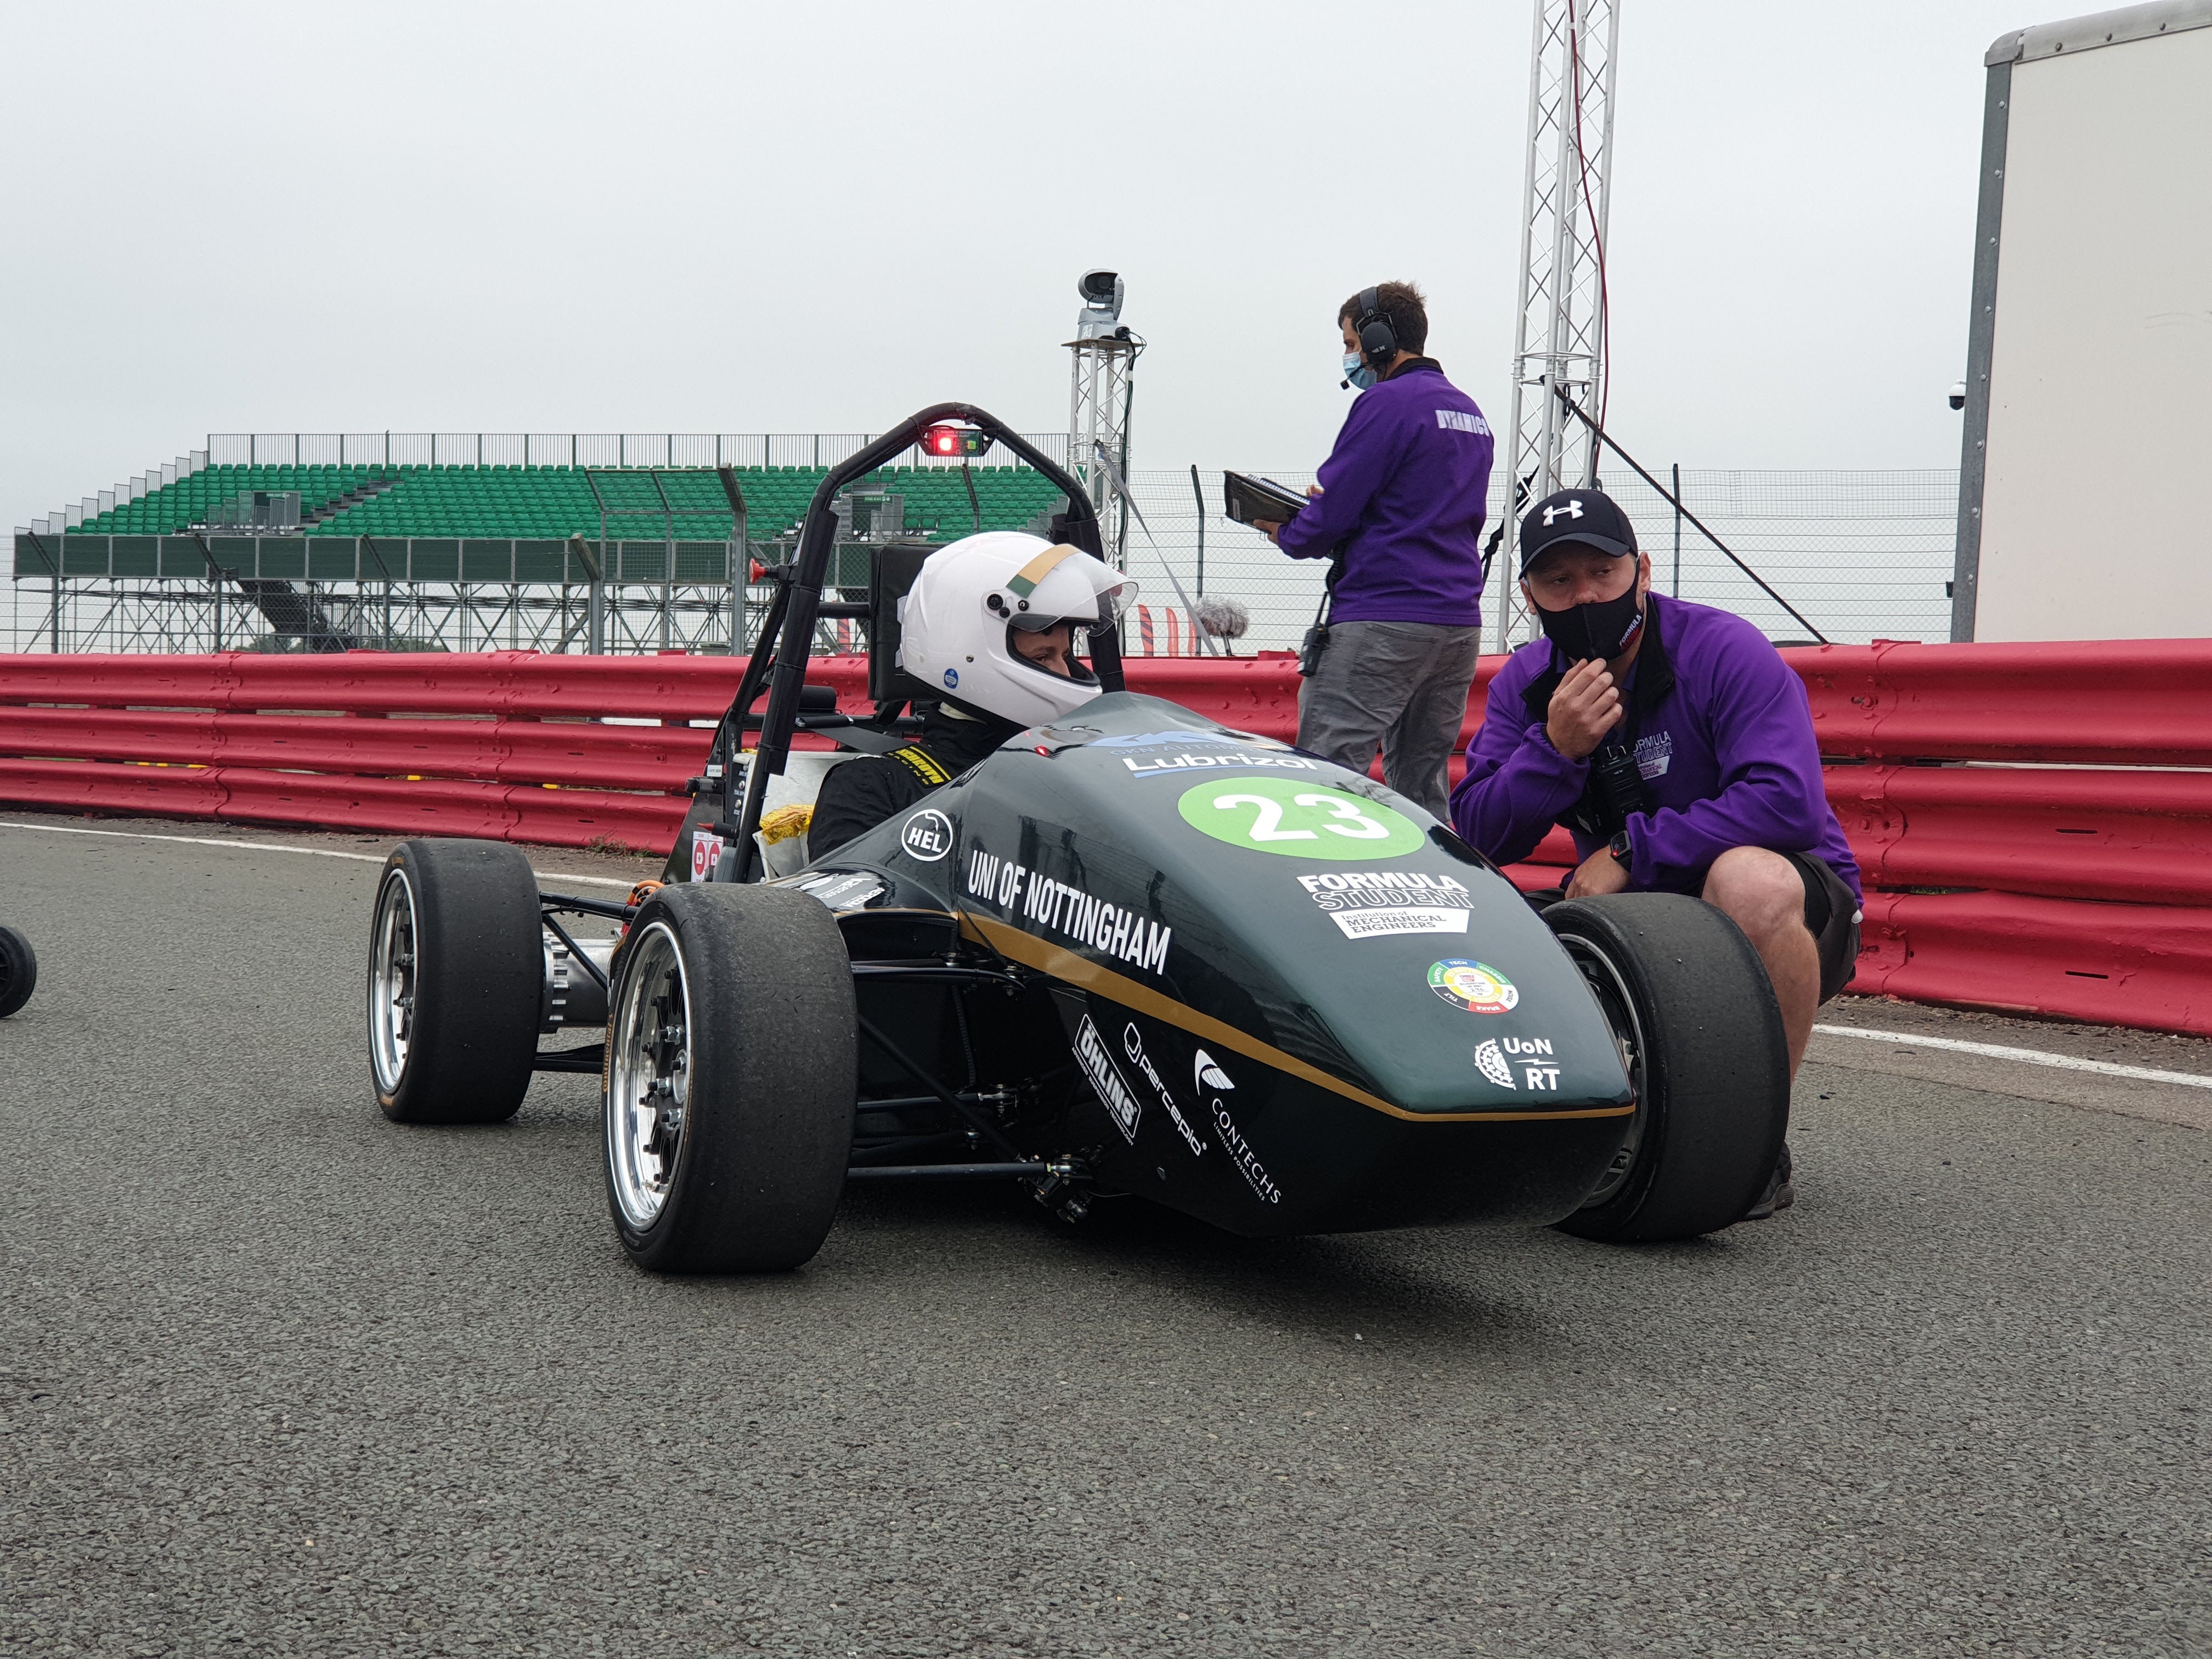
[719,404,1113,881]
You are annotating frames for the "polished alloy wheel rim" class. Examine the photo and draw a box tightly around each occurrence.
[1556,930,1646,1209]
[369,870,419,1093]
[606,921,691,1230]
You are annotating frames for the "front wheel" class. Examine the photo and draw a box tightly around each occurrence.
[603,883,856,1273]
[368,839,542,1125]
[1545,893,1788,1243]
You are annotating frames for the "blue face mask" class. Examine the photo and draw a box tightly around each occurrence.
[1341,352,1375,391]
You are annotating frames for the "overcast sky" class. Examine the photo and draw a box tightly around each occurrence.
[2,0,2042,524]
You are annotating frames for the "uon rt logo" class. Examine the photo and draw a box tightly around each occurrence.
[1542,498,1585,526]
[899,808,953,862]
[1474,1036,1560,1092]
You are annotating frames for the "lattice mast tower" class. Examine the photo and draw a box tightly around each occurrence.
[1066,269,1138,569]
[1493,0,1621,651]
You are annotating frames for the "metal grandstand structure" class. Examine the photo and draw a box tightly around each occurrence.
[1489,0,1622,653]
[10,431,1076,657]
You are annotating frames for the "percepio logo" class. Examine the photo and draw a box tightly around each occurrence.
[899,808,954,862]
[1427,958,1520,1015]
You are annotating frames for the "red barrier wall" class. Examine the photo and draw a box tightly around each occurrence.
[5,643,2210,1035]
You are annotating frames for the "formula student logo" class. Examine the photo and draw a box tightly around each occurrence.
[899,808,954,862]
[1297,870,1472,939]
[1426,958,1520,1014]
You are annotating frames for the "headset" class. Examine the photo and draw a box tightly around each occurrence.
[1353,285,1398,369]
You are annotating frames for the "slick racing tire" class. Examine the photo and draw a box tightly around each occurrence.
[368,838,541,1125]
[0,926,36,1018]
[1544,893,1788,1244]
[602,883,856,1274]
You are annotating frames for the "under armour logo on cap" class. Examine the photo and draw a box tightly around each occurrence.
[1519,487,1637,575]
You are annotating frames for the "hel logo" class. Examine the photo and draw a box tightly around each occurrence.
[899,808,954,862]
[942,668,960,690]
[1194,1049,1235,1093]
[1542,498,1585,525]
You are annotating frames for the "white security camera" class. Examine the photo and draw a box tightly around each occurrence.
[1948,380,1967,411]
[1075,269,1125,339]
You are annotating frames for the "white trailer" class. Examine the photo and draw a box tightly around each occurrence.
[1952,2,2212,641]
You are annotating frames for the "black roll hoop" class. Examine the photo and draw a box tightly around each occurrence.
[718,405,1114,883]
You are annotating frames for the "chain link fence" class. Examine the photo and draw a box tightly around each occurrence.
[1118,467,1958,654]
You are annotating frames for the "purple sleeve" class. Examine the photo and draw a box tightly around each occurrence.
[1275,398,1403,561]
[1625,637,1831,890]
[1448,663,1588,866]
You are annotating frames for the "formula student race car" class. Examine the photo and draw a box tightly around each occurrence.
[364,404,1790,1273]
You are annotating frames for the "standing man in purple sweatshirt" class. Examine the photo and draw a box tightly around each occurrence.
[1452,487,1863,1213]
[1251,281,1493,819]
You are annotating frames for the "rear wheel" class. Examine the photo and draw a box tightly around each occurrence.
[1545,893,1788,1243]
[604,883,856,1273]
[0,927,36,1018]
[368,839,541,1125]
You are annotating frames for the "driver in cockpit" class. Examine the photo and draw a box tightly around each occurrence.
[806,533,1136,860]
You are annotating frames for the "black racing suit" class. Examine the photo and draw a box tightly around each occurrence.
[808,707,1019,861]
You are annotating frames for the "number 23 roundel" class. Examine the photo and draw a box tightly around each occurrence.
[1175,776,1424,860]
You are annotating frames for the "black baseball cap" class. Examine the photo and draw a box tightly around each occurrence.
[1517,488,1638,575]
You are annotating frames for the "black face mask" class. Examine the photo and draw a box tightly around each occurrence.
[1536,587,1645,662]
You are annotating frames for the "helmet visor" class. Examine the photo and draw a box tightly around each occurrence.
[995,544,1138,631]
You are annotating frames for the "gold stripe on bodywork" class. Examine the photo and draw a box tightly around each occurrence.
[958,911,1633,1125]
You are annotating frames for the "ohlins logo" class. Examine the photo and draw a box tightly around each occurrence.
[1074,1016,1141,1143]
[966,848,1173,975]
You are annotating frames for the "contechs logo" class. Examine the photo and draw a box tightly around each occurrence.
[1192,1048,1279,1205]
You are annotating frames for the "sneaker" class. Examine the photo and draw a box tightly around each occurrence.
[1741,1142,1795,1221]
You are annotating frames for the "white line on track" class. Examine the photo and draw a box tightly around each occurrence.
[0,819,639,888]
[1812,1023,2212,1090]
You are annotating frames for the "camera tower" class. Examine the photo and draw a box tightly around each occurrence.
[1066,269,1137,569]
[1493,0,1621,651]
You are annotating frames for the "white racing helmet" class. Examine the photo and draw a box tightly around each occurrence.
[898,531,1137,726]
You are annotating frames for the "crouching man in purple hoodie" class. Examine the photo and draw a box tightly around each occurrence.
[1452,489,1863,1212]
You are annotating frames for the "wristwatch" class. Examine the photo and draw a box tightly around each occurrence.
[1608,830,1633,868]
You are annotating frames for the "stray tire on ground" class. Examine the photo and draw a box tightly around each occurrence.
[367,838,542,1125]
[0,926,37,1019]
[1545,893,1788,1243]
[604,883,856,1274]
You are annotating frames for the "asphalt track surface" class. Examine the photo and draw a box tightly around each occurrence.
[3,817,2209,1657]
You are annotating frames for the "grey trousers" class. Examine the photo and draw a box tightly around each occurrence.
[1296,620,1483,820]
